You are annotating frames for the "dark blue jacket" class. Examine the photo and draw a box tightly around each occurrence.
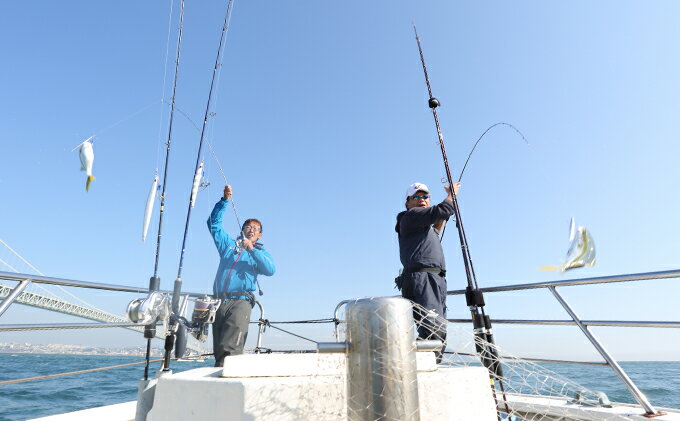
[395,199,454,271]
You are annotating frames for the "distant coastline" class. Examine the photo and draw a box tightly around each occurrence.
[0,342,164,357]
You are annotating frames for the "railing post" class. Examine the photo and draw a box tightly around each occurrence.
[333,299,351,340]
[0,279,32,318]
[254,300,265,353]
[345,297,420,421]
[548,286,659,415]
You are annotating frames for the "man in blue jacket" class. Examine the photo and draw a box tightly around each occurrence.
[208,185,275,367]
[395,182,459,361]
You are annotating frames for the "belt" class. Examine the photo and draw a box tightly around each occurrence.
[403,267,446,277]
[216,291,255,303]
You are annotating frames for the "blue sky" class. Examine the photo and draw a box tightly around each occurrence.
[1,1,679,361]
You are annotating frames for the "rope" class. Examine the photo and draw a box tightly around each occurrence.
[0,358,166,386]
[265,318,335,325]
[255,319,319,344]
[0,353,217,386]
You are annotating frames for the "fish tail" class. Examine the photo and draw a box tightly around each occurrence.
[86,175,96,192]
[538,265,559,272]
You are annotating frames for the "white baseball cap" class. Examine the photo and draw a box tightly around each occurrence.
[405,182,430,198]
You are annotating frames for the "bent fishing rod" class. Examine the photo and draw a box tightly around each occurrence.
[141,0,186,381]
[163,0,236,372]
[412,24,510,418]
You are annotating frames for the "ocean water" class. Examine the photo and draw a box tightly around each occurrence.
[0,354,207,421]
[0,354,678,421]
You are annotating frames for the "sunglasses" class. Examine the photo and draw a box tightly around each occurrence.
[411,194,430,201]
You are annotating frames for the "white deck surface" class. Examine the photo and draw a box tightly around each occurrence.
[144,352,498,421]
[29,401,136,421]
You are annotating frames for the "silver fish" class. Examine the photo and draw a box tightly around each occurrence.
[78,140,96,192]
[562,218,596,272]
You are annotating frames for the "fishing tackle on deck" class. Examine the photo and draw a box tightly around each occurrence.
[190,160,204,208]
[76,137,96,192]
[142,171,160,242]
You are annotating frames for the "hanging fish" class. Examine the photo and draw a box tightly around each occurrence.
[562,219,596,271]
[539,218,596,272]
[190,161,204,208]
[73,136,96,192]
[142,171,159,242]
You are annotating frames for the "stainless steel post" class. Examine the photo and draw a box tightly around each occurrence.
[254,300,265,352]
[0,279,31,317]
[333,299,351,340]
[548,286,658,415]
[346,297,420,421]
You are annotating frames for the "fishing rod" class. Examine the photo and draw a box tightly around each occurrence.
[412,24,510,418]
[163,0,236,372]
[141,0,186,381]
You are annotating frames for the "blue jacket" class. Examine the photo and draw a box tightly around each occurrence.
[207,199,276,296]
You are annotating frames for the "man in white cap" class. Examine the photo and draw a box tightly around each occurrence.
[395,181,460,361]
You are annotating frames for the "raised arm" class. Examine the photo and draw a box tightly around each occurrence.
[433,183,459,232]
[207,185,235,255]
[401,184,459,235]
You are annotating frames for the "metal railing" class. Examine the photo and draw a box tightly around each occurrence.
[447,268,680,416]
[0,271,208,353]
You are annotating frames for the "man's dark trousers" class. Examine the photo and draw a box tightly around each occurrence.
[401,271,448,357]
[212,299,252,367]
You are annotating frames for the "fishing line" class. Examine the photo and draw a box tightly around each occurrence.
[161,99,243,231]
[156,0,177,171]
[70,101,160,151]
[201,0,242,230]
[412,24,510,419]
[439,122,529,242]
[165,0,236,372]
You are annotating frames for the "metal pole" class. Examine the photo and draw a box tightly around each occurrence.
[0,322,144,331]
[346,297,420,421]
[0,279,31,317]
[447,318,680,328]
[447,268,680,295]
[333,299,351,340]
[548,286,659,415]
[254,300,265,352]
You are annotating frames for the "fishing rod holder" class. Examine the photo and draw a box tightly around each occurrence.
[465,286,485,307]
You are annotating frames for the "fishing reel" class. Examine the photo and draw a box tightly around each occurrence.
[185,296,221,342]
[126,291,171,333]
